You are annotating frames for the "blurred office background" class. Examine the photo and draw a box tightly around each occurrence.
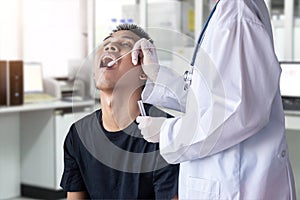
[0,0,300,199]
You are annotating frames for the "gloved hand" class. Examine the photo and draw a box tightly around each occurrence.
[131,38,159,81]
[136,116,167,143]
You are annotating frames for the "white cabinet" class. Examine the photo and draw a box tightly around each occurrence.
[285,113,300,197]
[0,113,20,199]
[20,107,92,190]
[20,110,56,189]
[0,101,94,198]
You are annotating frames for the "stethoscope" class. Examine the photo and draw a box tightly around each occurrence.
[184,0,220,90]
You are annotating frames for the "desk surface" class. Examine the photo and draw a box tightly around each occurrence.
[0,100,95,114]
[285,110,300,116]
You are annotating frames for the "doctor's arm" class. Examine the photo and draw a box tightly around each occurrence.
[132,38,188,112]
[158,21,281,163]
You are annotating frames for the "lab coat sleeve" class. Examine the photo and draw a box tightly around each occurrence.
[142,65,188,113]
[159,20,281,163]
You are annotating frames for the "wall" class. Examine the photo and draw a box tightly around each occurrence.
[0,0,23,60]
[22,0,83,78]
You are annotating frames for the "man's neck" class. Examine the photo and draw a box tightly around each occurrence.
[100,88,142,132]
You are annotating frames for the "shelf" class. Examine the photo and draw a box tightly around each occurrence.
[0,100,95,114]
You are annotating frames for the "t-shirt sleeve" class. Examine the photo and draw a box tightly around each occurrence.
[153,160,179,199]
[60,124,87,192]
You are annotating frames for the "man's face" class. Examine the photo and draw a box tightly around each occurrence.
[94,30,142,92]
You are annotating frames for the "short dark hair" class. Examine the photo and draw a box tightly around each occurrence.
[111,24,153,44]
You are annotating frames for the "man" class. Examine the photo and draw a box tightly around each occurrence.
[60,24,179,199]
[135,0,296,199]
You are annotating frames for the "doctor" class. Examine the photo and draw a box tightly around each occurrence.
[133,0,296,199]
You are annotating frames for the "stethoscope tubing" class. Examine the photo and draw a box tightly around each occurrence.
[185,1,220,90]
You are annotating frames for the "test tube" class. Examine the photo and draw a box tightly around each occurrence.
[137,100,146,116]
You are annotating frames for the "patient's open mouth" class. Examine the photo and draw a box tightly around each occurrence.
[100,55,115,68]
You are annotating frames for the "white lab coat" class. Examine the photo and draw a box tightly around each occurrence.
[142,0,296,199]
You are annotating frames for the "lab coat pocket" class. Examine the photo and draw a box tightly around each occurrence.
[187,176,220,200]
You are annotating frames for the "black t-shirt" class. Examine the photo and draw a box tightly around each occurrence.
[60,105,179,199]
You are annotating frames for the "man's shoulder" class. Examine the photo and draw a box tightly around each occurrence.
[146,104,173,118]
[75,109,101,124]
[71,109,101,135]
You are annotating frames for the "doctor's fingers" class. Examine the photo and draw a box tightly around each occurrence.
[136,116,154,137]
[143,134,160,143]
[132,38,146,65]
[131,38,157,65]
[136,116,152,128]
